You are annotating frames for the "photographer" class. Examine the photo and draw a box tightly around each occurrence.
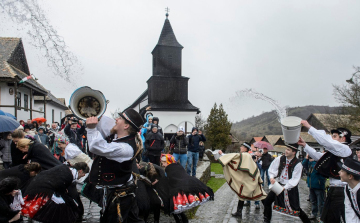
[64,117,85,152]
[170,126,188,169]
[186,127,206,176]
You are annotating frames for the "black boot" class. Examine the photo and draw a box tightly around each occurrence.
[232,200,244,218]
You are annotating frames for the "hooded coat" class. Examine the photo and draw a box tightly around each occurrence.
[152,117,163,135]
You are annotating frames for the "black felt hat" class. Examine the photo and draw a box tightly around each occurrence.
[242,142,251,151]
[119,108,144,131]
[337,158,360,176]
[331,128,352,144]
[285,143,299,151]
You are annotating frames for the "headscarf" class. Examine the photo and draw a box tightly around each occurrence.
[161,154,176,165]
[54,133,67,144]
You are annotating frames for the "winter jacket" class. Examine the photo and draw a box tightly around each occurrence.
[141,114,153,145]
[152,117,163,135]
[145,130,164,156]
[27,141,62,170]
[187,133,206,153]
[64,124,85,149]
[0,139,12,162]
[260,152,273,169]
[170,134,188,154]
[36,133,49,148]
[302,158,326,190]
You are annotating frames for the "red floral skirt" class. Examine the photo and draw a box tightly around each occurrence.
[21,195,49,218]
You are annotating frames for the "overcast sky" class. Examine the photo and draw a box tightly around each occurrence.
[2,0,360,122]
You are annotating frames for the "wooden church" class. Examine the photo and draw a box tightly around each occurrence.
[129,13,200,139]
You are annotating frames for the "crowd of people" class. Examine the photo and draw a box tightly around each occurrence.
[2,109,360,223]
[0,108,213,223]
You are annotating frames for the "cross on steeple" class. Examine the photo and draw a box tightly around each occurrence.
[165,7,170,18]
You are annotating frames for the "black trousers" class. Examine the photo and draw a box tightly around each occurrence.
[100,190,144,223]
[262,190,310,223]
[148,155,161,166]
[321,187,345,223]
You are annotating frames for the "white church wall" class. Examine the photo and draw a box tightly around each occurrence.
[149,111,196,135]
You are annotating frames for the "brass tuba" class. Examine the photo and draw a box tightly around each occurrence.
[69,86,109,120]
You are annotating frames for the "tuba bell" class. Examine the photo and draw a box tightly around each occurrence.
[69,86,109,120]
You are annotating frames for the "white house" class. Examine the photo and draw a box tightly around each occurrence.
[34,92,68,124]
[128,14,200,140]
[0,37,67,123]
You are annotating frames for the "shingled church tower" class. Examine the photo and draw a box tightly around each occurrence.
[129,13,199,136]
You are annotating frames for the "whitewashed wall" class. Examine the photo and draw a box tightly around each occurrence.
[33,101,66,124]
[146,111,197,135]
[0,83,35,121]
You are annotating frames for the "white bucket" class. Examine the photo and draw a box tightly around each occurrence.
[281,116,302,144]
[269,181,284,195]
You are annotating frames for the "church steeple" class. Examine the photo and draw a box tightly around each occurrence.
[152,12,183,77]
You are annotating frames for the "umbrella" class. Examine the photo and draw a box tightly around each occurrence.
[253,141,274,150]
[32,117,47,123]
[0,116,20,133]
[0,110,17,120]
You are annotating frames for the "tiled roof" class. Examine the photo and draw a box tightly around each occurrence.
[263,135,283,145]
[0,37,47,94]
[156,19,183,48]
[253,137,262,142]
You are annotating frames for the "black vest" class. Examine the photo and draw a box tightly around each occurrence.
[89,135,137,186]
[276,155,300,180]
[315,150,352,180]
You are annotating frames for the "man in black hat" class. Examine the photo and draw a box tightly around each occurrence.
[64,117,85,151]
[262,144,310,223]
[338,158,360,222]
[299,121,352,223]
[86,108,144,223]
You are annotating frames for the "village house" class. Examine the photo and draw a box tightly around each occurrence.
[0,37,67,123]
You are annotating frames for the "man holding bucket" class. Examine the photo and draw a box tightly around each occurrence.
[299,121,352,223]
[262,143,310,223]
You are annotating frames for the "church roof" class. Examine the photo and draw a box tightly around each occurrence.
[128,89,148,109]
[148,100,199,112]
[156,19,183,48]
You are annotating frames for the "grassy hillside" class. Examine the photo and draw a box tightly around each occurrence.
[231,105,342,141]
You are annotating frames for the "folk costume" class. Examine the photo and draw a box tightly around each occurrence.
[87,109,144,223]
[0,178,21,223]
[21,165,82,223]
[263,144,310,223]
[26,141,62,170]
[0,164,35,193]
[304,127,352,223]
[219,152,266,218]
[155,162,214,215]
[338,158,360,223]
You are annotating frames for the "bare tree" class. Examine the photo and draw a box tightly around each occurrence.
[195,113,207,131]
[332,66,360,132]
[0,0,82,83]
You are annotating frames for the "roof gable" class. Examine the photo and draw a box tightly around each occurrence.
[0,38,30,76]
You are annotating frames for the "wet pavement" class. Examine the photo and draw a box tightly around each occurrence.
[20,170,315,223]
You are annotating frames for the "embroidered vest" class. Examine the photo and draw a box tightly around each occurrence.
[315,151,351,179]
[89,135,137,186]
[276,155,300,180]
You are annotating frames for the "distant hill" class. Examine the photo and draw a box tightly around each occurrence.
[231,105,343,142]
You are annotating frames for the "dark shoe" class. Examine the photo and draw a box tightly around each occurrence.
[232,211,242,218]
[263,216,271,223]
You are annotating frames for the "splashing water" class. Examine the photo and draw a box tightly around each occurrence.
[230,89,288,122]
[0,0,82,84]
